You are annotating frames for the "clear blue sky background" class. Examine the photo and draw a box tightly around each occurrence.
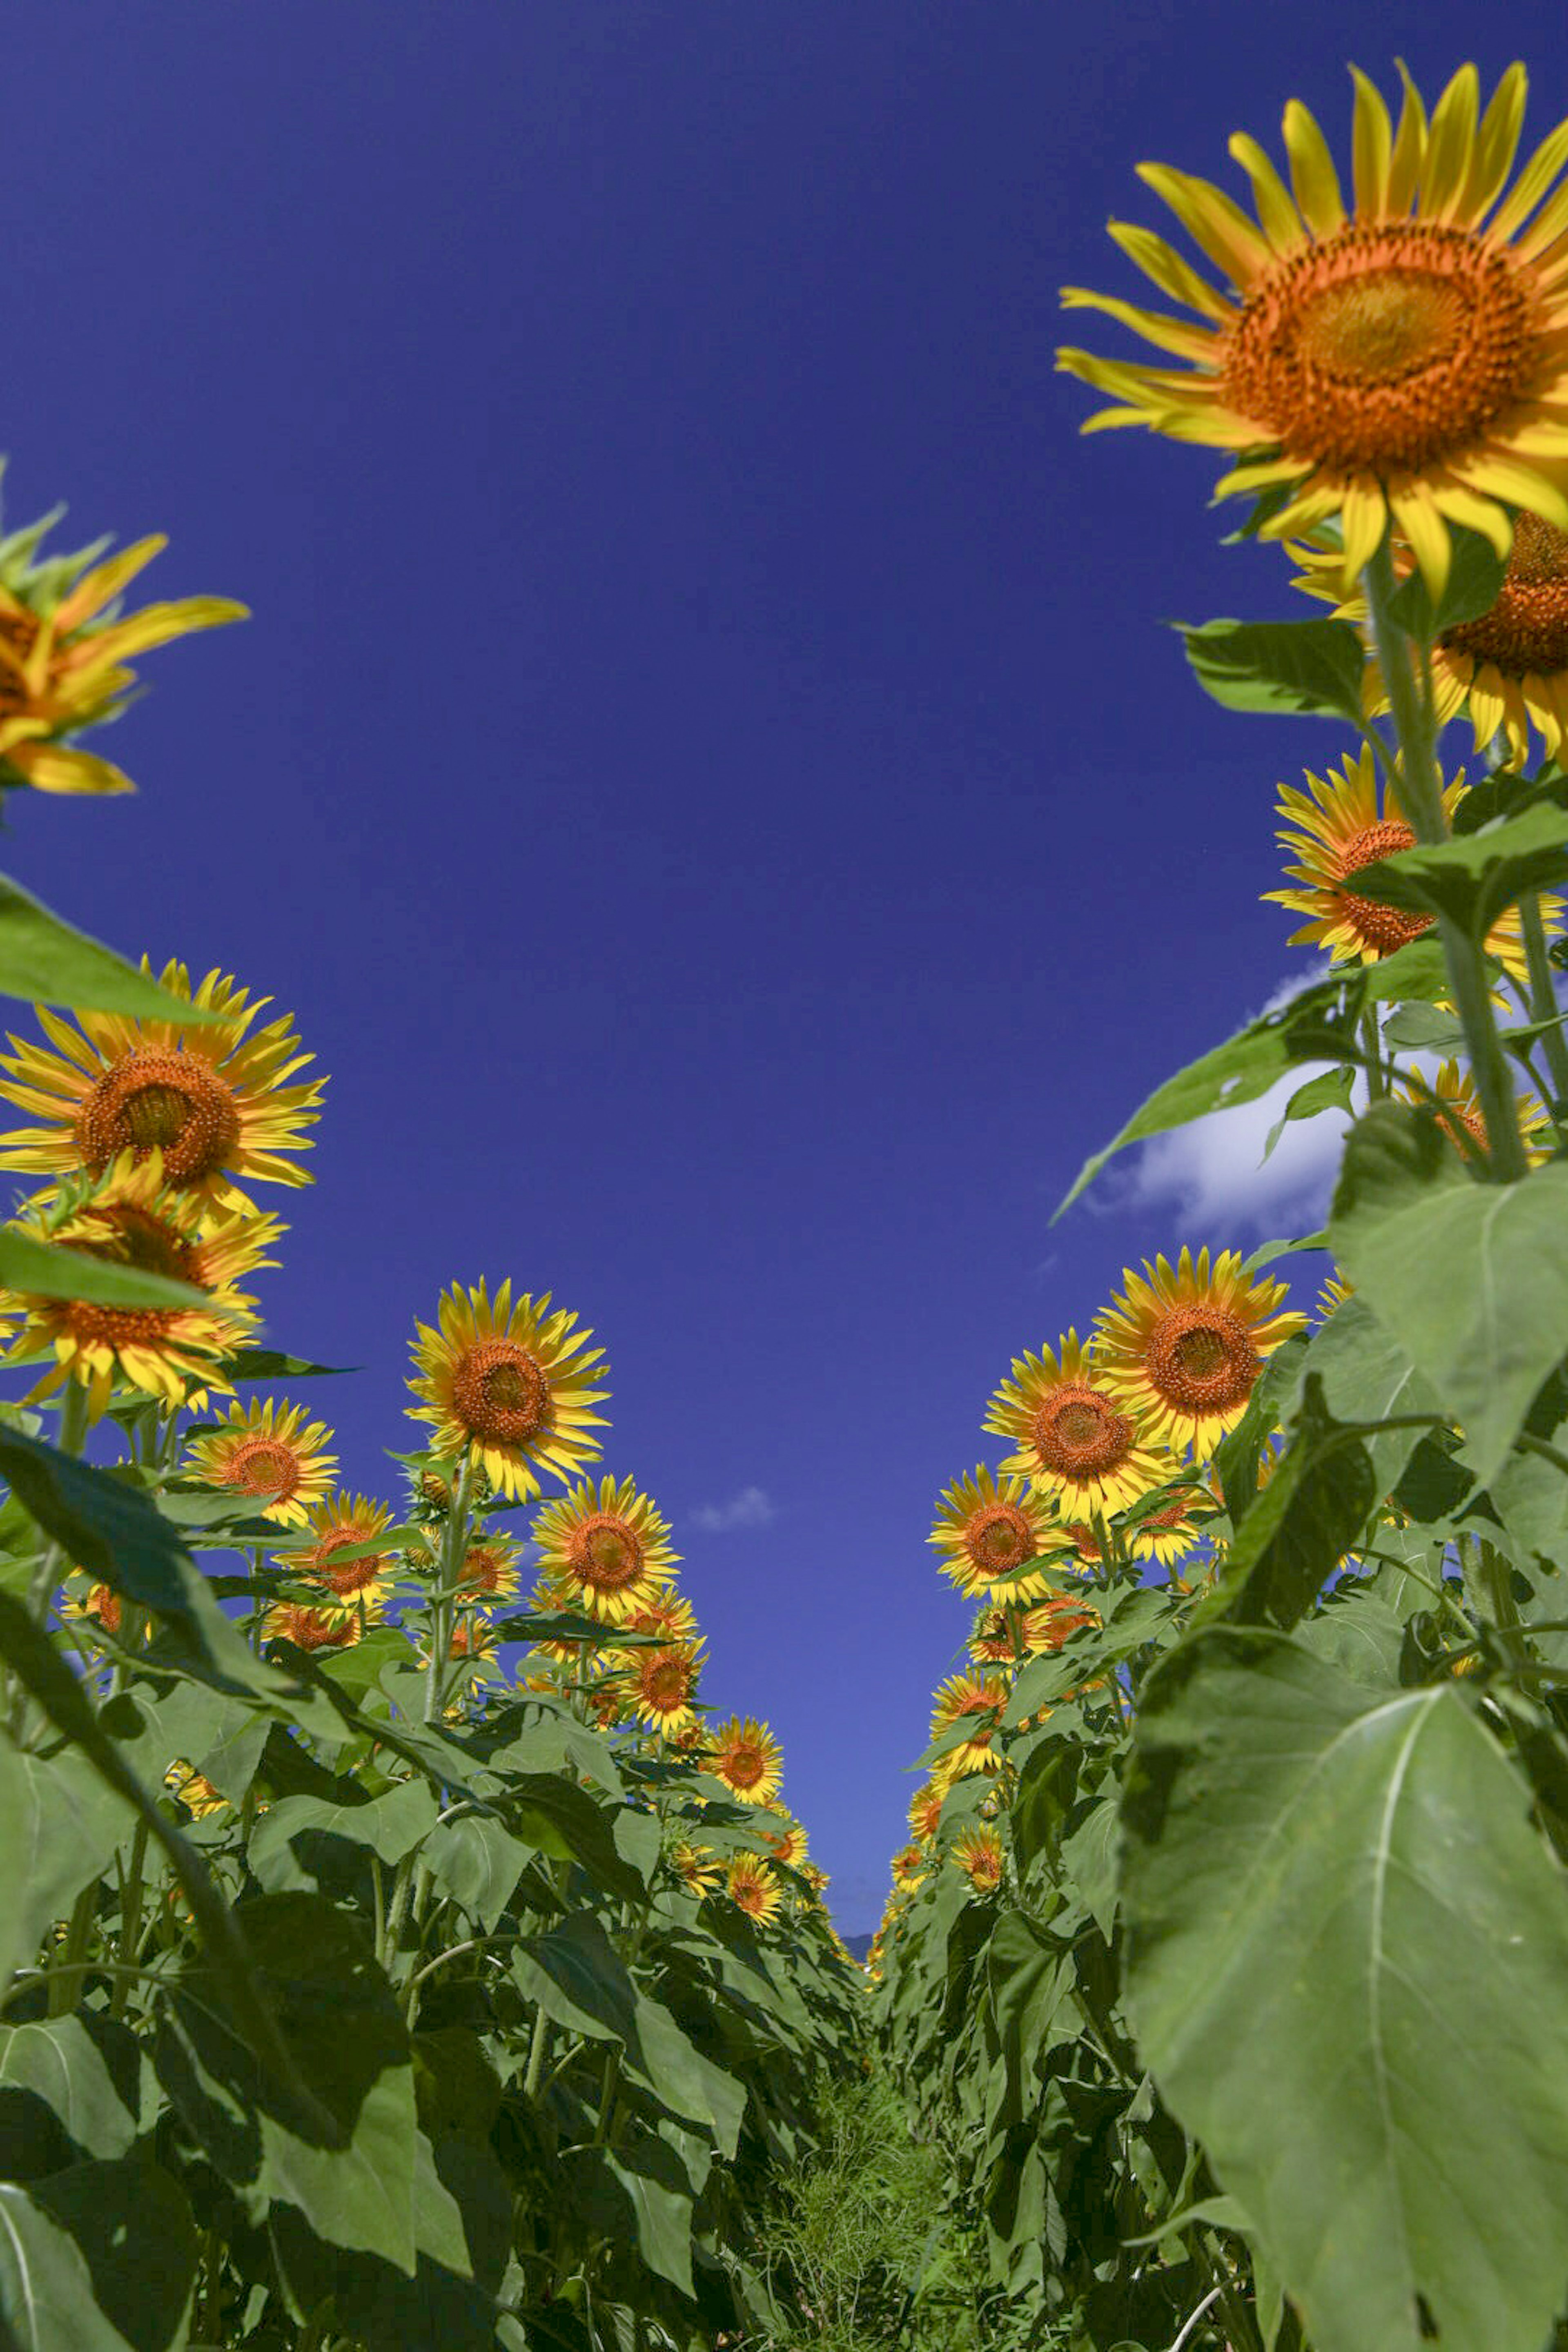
[5,0,1547,1928]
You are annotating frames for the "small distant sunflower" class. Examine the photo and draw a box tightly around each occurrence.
[950,1825,1006,1893]
[622,1640,704,1735]
[2,1153,274,1418]
[408,1280,608,1503]
[929,1671,1010,1782]
[1396,1057,1550,1165]
[457,1533,523,1604]
[670,1841,724,1898]
[0,963,324,1215]
[970,1603,1024,1666]
[0,514,245,797]
[908,1783,945,1845]
[1059,62,1568,592]
[984,1332,1169,1516]
[891,1844,928,1895]
[265,1601,365,1653]
[1096,1249,1305,1460]
[801,1861,831,1900]
[1266,745,1544,980]
[283,1492,397,1608]
[165,1762,228,1820]
[760,1810,808,1869]
[62,1580,124,1638]
[532,1472,677,1625]
[708,1714,784,1806]
[727,1852,783,1924]
[445,1617,499,1672]
[185,1397,336,1526]
[927,1466,1059,1600]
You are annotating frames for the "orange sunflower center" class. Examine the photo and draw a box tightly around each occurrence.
[311,1525,385,1596]
[460,1543,508,1594]
[565,1511,644,1594]
[1143,1304,1261,1414]
[224,1437,302,1505]
[1334,817,1430,954]
[62,1205,203,1348]
[74,1050,241,1187]
[1441,514,1568,678]
[274,1605,355,1651]
[1223,221,1536,475]
[1032,1384,1133,1481]
[962,1499,1034,1576]
[722,1742,767,1790]
[87,1584,123,1634]
[641,1652,691,1710]
[450,1338,551,1446]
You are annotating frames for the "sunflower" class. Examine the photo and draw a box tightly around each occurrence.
[184,1397,336,1526]
[625,1588,700,1644]
[759,1810,808,1869]
[1395,1057,1550,1164]
[726,1853,783,1924]
[265,1601,365,1653]
[0,964,324,1216]
[908,1783,945,1846]
[445,1617,499,1671]
[1265,745,1543,978]
[984,1332,1169,1517]
[891,1844,928,1895]
[1316,1271,1355,1319]
[621,1640,705,1735]
[1096,1249,1305,1461]
[0,509,245,797]
[165,1762,228,1820]
[532,1472,677,1625]
[927,1465,1060,1600]
[950,1826,1006,1894]
[457,1533,524,1604]
[1125,1482,1213,1568]
[929,1671,1009,1783]
[800,1861,831,1900]
[2,1153,274,1418]
[408,1280,609,1503]
[282,1492,397,1609]
[670,1841,724,1898]
[708,1714,784,1806]
[1059,63,1568,595]
[62,1580,125,1638]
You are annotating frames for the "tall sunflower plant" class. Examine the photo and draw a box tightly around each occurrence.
[0,470,864,2352]
[873,59,1568,2352]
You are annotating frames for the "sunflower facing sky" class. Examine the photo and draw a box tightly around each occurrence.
[2,1152,276,1417]
[726,1852,782,1925]
[1059,62,1568,594]
[621,1639,705,1735]
[1265,744,1544,979]
[185,1396,336,1525]
[1395,1056,1550,1166]
[983,1332,1170,1518]
[927,1464,1060,1600]
[0,964,325,1215]
[1096,1249,1305,1461]
[0,510,245,797]
[531,1472,677,1624]
[407,1280,609,1502]
[282,1491,398,1610]
[708,1714,784,1806]
[928,1670,1010,1784]
[457,1533,524,1605]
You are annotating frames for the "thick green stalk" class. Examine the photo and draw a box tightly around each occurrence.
[109,1821,149,2020]
[1362,539,1529,1182]
[1521,893,1568,1105]
[423,1457,474,1722]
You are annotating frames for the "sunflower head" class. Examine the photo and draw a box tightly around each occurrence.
[927,1464,1059,1599]
[531,1471,677,1625]
[670,1840,724,1898]
[0,963,325,1215]
[929,1670,1010,1783]
[950,1824,1006,1893]
[407,1280,609,1503]
[0,508,246,797]
[726,1852,783,1924]
[621,1639,705,1734]
[282,1492,397,1606]
[982,1330,1169,1515]
[1096,1247,1305,1460]
[185,1396,336,1525]
[908,1782,945,1846]
[265,1600,366,1654]
[165,1762,228,1820]
[1059,63,1568,597]
[759,1809,808,1869]
[707,1714,784,1806]
[891,1844,928,1895]
[62,1579,125,1638]
[457,1533,523,1604]
[1396,1057,1550,1166]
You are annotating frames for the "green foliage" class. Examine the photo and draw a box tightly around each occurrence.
[1178,616,1366,724]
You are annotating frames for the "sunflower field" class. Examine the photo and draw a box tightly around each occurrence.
[6,48,1568,2352]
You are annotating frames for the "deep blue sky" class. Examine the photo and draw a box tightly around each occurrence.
[6,0,1550,1927]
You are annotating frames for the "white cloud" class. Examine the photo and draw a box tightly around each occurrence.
[688,1485,775,1534]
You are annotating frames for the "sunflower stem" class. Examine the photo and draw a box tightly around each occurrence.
[1521,892,1568,1105]
[110,1820,149,2020]
[425,1457,474,1722]
[1362,537,1529,1183]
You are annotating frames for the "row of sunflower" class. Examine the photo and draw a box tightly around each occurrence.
[869,58,1568,2352]
[0,490,863,2351]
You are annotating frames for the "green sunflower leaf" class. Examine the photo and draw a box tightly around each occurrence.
[1386,520,1509,638]
[0,871,223,1019]
[1345,802,1568,939]
[0,1226,207,1310]
[1177,616,1367,724]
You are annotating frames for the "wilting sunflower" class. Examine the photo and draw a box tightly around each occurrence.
[457,1533,524,1604]
[1096,1249,1305,1461]
[927,1465,1060,1600]
[0,964,324,1216]
[670,1841,724,1898]
[1396,1057,1550,1164]
[408,1280,608,1503]
[0,510,245,797]
[621,1640,705,1734]
[282,1492,397,1610]
[929,1671,1010,1783]
[532,1472,677,1625]
[165,1762,228,1820]
[1059,62,1568,592]
[708,1714,784,1806]
[760,1810,809,1869]
[1265,746,1544,978]
[727,1852,783,1924]
[950,1825,1006,1894]
[908,1783,945,1846]
[984,1332,1169,1517]
[2,1153,274,1418]
[265,1601,366,1653]
[185,1397,336,1526]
